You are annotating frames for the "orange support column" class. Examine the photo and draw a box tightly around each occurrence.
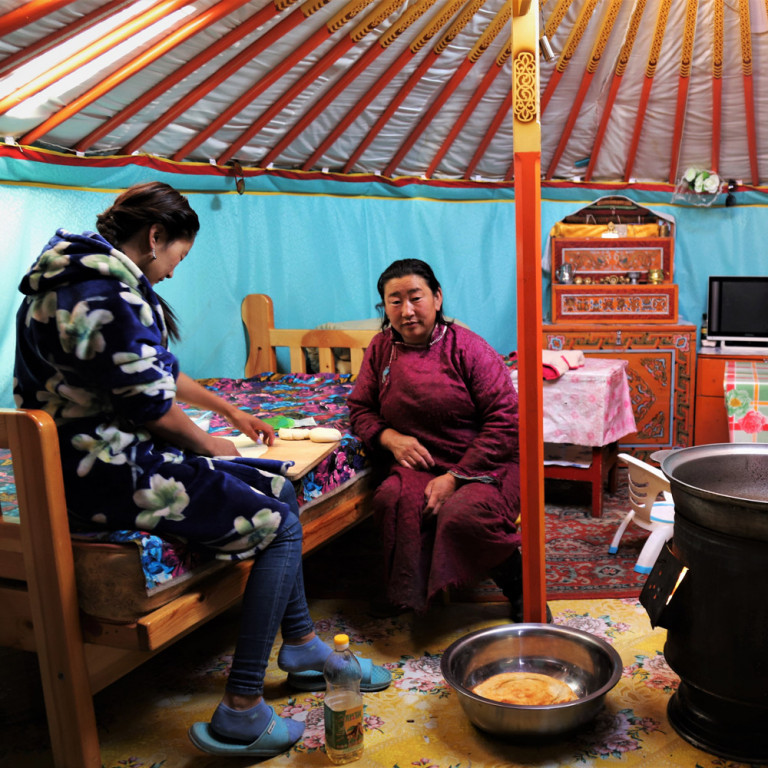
[511,1,546,623]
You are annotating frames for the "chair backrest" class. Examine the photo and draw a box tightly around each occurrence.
[0,408,101,766]
[241,293,378,377]
[618,452,672,525]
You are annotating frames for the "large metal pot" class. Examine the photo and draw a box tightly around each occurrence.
[661,442,768,540]
[645,442,768,764]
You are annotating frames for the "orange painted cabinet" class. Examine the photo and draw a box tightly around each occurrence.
[694,350,768,445]
[542,322,696,457]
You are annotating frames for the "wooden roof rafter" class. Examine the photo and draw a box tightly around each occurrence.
[78,0,290,153]
[382,0,511,176]
[20,0,259,148]
[425,40,509,176]
[342,0,505,173]
[666,0,698,184]
[711,0,723,172]
[167,0,375,162]
[738,0,759,184]
[540,0,600,115]
[1,0,189,118]
[545,0,621,179]
[583,0,648,181]
[0,0,131,79]
[622,0,672,182]
[477,89,511,179]
[216,0,411,165]
[260,0,453,170]
[0,0,73,38]
[298,0,472,171]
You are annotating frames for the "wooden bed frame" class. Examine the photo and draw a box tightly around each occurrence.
[0,294,379,768]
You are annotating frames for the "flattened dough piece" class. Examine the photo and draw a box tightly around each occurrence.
[472,672,577,706]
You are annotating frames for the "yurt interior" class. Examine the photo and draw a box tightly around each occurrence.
[2,0,768,766]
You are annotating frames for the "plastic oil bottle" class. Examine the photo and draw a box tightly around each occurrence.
[323,633,364,764]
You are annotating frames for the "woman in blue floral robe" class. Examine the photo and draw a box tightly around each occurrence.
[13,182,389,757]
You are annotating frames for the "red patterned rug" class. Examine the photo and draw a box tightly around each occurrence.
[304,470,650,602]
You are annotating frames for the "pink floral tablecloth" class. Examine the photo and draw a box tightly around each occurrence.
[724,360,768,442]
[511,358,636,447]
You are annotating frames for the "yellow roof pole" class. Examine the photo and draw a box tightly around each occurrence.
[511,0,546,623]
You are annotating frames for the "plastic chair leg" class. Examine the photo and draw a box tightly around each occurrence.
[608,510,635,554]
[634,526,674,574]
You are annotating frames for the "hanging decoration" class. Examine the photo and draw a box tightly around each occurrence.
[672,167,725,206]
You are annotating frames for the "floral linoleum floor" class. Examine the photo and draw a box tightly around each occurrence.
[1,597,761,768]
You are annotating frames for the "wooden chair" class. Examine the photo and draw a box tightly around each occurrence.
[610,452,675,574]
[0,408,252,767]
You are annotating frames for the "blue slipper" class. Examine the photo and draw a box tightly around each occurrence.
[287,656,392,692]
[188,707,304,757]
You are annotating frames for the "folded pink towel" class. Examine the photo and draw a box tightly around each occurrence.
[541,350,585,380]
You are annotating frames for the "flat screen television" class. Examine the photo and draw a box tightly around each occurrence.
[707,276,768,348]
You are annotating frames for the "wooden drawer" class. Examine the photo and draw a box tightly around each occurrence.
[696,355,727,397]
[551,283,678,324]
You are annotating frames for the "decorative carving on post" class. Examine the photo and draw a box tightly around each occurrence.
[513,50,537,123]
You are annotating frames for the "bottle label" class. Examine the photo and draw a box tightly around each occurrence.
[324,701,363,751]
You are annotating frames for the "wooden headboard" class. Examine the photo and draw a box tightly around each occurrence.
[241,294,379,377]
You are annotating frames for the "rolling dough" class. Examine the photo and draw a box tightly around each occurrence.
[278,428,310,440]
[309,427,342,443]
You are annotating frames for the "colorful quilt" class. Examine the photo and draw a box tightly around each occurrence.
[0,373,367,594]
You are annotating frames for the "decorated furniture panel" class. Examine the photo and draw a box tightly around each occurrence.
[694,350,768,445]
[551,236,674,281]
[551,283,678,324]
[543,322,696,457]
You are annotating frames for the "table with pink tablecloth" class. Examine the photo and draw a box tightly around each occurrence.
[511,357,637,517]
[511,357,637,446]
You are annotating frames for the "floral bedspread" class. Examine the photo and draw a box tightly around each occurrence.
[0,373,367,593]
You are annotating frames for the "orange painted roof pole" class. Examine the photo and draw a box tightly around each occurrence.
[75,0,264,154]
[0,0,131,80]
[1,0,190,117]
[512,2,546,625]
[342,0,491,174]
[24,0,256,147]
[426,49,507,177]
[0,0,72,38]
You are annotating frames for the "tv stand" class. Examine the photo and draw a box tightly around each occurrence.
[706,341,768,355]
[695,348,768,444]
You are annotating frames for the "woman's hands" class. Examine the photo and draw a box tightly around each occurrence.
[424,473,458,516]
[227,411,276,446]
[378,428,458,515]
[379,428,434,470]
[175,372,275,446]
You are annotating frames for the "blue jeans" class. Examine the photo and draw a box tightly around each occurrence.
[225,481,315,696]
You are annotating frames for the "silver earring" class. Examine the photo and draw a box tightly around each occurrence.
[151,247,157,260]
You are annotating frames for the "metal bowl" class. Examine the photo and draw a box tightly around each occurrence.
[440,623,623,739]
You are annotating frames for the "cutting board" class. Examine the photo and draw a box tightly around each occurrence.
[224,434,339,479]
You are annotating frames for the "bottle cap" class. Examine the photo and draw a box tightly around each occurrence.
[333,633,350,650]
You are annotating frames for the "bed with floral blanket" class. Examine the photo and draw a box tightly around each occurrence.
[1,298,378,622]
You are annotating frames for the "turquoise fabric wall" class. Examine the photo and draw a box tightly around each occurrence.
[3,151,768,410]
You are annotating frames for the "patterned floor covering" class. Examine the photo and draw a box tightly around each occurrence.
[304,475,650,604]
[0,596,761,768]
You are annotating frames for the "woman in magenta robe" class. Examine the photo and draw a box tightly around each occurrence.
[348,259,524,615]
